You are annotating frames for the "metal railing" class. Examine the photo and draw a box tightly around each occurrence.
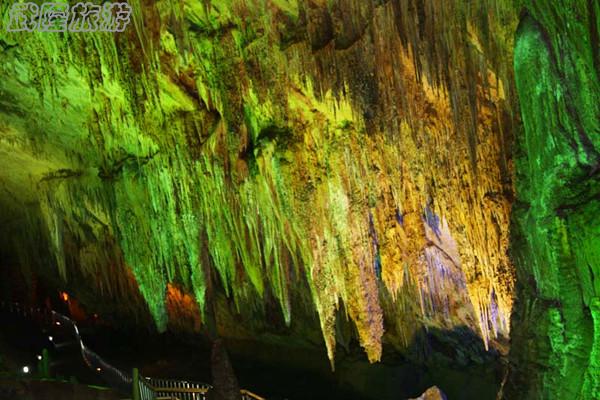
[138,376,210,400]
[240,389,267,400]
[135,373,266,400]
[137,374,157,400]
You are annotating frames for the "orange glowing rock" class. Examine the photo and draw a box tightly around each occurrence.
[166,283,202,333]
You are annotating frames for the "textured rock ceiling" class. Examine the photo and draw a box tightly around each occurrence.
[0,0,519,366]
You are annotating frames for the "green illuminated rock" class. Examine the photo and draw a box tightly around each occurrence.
[504,1,600,398]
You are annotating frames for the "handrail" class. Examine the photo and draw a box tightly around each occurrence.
[240,389,267,400]
[143,379,266,400]
[148,387,209,394]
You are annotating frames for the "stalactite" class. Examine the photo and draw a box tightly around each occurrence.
[0,0,521,367]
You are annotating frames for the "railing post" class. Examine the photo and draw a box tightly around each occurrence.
[132,368,141,400]
[38,348,50,378]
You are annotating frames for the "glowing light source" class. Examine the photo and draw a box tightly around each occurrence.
[37,355,42,360]
[96,367,102,372]
[22,366,30,373]
[48,336,53,341]
[55,321,61,326]
[60,292,69,302]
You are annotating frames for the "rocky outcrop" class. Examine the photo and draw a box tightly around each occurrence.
[409,386,447,400]
[209,339,240,400]
[503,1,600,399]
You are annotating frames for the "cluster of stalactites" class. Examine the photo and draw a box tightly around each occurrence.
[0,0,517,365]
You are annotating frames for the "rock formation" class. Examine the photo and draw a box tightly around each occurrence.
[410,386,446,400]
[503,2,600,399]
[0,0,517,364]
[0,1,597,399]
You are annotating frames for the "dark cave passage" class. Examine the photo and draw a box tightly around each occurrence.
[0,293,503,400]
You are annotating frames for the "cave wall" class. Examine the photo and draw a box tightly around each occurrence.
[0,0,520,367]
[504,1,600,398]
